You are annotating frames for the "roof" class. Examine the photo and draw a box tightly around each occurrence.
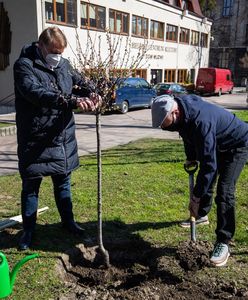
[153,0,204,17]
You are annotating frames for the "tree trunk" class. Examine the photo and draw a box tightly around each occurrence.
[96,111,110,267]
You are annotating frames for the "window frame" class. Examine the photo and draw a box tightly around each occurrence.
[190,30,199,46]
[179,27,190,44]
[166,24,178,42]
[80,2,106,30]
[222,0,233,17]
[164,69,176,83]
[132,14,148,38]
[109,9,129,35]
[45,0,77,26]
[177,69,188,83]
[150,19,164,41]
[219,52,229,68]
[200,33,208,48]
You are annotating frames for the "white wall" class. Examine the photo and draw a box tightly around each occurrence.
[58,0,211,83]
[0,0,211,110]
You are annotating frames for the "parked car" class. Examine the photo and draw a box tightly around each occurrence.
[196,68,234,96]
[153,83,188,96]
[111,77,156,114]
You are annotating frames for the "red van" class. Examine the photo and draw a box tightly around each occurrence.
[196,68,234,96]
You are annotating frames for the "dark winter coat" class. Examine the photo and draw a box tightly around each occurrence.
[13,42,91,178]
[176,94,248,198]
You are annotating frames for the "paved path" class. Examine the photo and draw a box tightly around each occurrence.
[0,92,247,176]
[0,109,178,176]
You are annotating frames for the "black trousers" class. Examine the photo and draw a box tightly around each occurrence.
[198,146,248,243]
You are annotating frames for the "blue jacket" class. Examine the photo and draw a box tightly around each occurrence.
[14,43,91,178]
[176,94,248,198]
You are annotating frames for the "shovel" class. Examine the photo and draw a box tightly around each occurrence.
[184,162,198,242]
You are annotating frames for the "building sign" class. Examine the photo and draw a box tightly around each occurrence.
[165,47,176,53]
[131,42,176,55]
[145,54,164,60]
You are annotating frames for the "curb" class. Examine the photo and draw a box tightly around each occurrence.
[0,125,17,137]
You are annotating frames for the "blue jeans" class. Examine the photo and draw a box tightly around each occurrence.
[21,173,74,231]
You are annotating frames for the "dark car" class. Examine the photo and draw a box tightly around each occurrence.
[153,83,187,96]
[111,77,156,113]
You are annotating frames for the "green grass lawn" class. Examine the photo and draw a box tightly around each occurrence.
[0,110,248,299]
[234,110,248,122]
[0,138,248,299]
[0,122,14,128]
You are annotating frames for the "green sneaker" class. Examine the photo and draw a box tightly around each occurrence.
[179,215,209,228]
[210,243,230,267]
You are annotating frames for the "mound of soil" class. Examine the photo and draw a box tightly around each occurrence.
[57,239,248,300]
[176,240,212,271]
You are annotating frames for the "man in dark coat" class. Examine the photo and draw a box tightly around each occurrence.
[151,94,248,267]
[14,26,100,250]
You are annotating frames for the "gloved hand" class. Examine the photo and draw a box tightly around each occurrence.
[189,195,201,218]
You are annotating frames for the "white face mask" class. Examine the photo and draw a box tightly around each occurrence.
[45,53,62,68]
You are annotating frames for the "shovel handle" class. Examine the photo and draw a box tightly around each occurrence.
[190,216,196,242]
[184,161,198,175]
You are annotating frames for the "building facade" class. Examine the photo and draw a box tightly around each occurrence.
[0,0,211,111]
[209,0,248,86]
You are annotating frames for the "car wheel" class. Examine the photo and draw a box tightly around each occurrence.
[121,101,129,114]
[229,89,233,94]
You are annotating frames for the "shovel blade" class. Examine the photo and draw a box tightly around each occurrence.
[190,217,196,242]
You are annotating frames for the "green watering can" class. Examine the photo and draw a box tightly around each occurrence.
[0,252,38,298]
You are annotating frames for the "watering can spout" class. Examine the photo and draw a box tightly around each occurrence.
[10,253,38,290]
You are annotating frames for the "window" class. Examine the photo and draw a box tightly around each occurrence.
[110,68,147,79]
[171,0,180,6]
[80,2,105,30]
[150,20,164,40]
[139,78,150,88]
[109,9,129,34]
[110,69,130,78]
[133,69,147,79]
[219,52,229,68]
[201,33,208,48]
[191,30,199,46]
[223,0,233,17]
[45,0,77,25]
[166,24,178,42]
[177,69,188,83]
[164,69,176,82]
[179,27,190,43]
[132,15,148,38]
[123,78,140,87]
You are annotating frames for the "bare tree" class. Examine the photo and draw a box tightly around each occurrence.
[71,28,149,267]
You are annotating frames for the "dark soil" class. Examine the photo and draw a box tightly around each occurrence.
[57,239,248,300]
